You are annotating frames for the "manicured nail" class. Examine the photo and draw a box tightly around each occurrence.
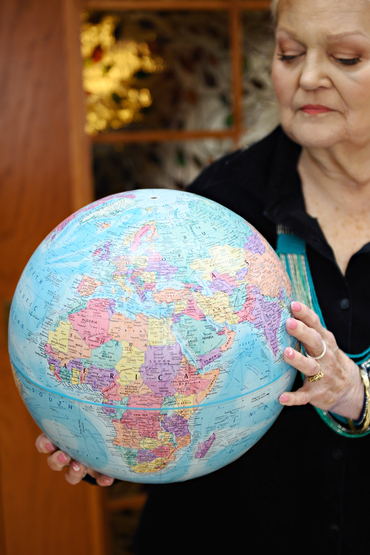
[57,452,68,464]
[45,443,55,452]
[287,318,298,330]
[104,477,113,485]
[71,462,81,472]
[285,347,295,358]
[279,395,289,403]
[291,301,301,312]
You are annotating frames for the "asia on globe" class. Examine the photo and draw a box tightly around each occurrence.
[8,189,296,483]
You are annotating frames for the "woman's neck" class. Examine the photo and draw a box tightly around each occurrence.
[299,145,370,213]
[298,144,370,274]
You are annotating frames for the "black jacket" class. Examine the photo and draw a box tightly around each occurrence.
[134,127,370,555]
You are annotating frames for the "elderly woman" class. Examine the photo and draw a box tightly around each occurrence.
[36,0,370,553]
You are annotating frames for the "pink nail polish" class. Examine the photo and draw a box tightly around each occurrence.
[287,318,298,329]
[71,462,81,472]
[291,301,301,312]
[57,452,68,464]
[45,443,54,452]
[285,347,294,358]
[104,477,113,485]
[280,395,289,403]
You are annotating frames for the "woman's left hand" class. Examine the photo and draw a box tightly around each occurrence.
[279,301,365,421]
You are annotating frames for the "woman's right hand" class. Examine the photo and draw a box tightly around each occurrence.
[35,433,115,487]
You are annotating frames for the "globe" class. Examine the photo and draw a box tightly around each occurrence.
[9,189,297,483]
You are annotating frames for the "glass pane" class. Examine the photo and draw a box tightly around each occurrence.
[241,10,278,146]
[93,138,234,198]
[81,11,232,136]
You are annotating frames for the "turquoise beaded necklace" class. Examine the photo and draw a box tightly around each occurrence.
[276,226,370,437]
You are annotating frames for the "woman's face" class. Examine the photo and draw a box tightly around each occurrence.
[271,0,370,149]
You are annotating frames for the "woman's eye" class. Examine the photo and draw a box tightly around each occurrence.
[335,56,361,66]
[277,53,302,62]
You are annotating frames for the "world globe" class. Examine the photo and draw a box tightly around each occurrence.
[9,189,296,483]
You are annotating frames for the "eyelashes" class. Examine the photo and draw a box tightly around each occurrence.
[336,57,361,66]
[277,53,302,62]
[277,53,361,66]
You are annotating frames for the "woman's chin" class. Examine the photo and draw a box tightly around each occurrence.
[283,121,345,150]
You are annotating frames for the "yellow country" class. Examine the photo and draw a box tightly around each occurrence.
[209,245,245,276]
[140,437,163,450]
[141,271,156,283]
[157,431,172,443]
[133,458,168,474]
[47,320,71,355]
[71,368,80,385]
[116,341,145,384]
[132,255,148,267]
[194,291,239,325]
[190,245,245,280]
[174,300,187,314]
[148,318,176,345]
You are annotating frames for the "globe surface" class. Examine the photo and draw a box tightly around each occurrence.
[9,189,296,483]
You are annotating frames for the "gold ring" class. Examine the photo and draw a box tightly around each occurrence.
[307,361,324,383]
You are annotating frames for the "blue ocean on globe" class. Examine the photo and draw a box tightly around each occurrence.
[8,189,297,483]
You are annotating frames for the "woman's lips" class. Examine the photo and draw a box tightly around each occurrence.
[301,105,333,115]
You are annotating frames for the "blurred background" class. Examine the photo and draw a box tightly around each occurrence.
[0,1,278,554]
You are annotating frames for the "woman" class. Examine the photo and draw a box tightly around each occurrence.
[36,0,370,552]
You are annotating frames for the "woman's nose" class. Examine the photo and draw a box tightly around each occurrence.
[299,52,331,90]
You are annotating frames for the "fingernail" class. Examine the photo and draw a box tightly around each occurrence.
[71,462,81,472]
[104,477,113,485]
[279,395,289,403]
[287,318,298,330]
[57,452,68,464]
[291,301,301,312]
[285,347,295,358]
[45,443,55,452]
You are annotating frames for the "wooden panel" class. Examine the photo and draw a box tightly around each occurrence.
[230,0,244,145]
[0,1,102,554]
[85,0,271,10]
[91,128,237,144]
[65,0,95,212]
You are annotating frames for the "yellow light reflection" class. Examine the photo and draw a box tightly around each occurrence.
[81,15,164,135]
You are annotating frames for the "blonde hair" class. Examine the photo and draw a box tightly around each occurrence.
[270,0,280,19]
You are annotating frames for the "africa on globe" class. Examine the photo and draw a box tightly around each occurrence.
[9,189,296,483]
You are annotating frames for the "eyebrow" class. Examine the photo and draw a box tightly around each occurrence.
[276,27,369,42]
[327,31,369,42]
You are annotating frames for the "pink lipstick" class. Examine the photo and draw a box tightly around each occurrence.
[301,105,333,115]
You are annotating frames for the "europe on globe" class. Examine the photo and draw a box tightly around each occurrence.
[9,189,296,483]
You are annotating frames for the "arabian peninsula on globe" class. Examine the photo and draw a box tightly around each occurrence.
[8,189,297,483]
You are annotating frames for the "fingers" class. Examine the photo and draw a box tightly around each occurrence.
[47,451,114,486]
[90,471,115,487]
[35,434,72,474]
[284,345,322,379]
[289,301,337,353]
[46,449,71,472]
[36,433,114,487]
[280,345,322,406]
[35,433,57,454]
[65,461,88,486]
[279,387,310,406]
[286,316,324,358]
